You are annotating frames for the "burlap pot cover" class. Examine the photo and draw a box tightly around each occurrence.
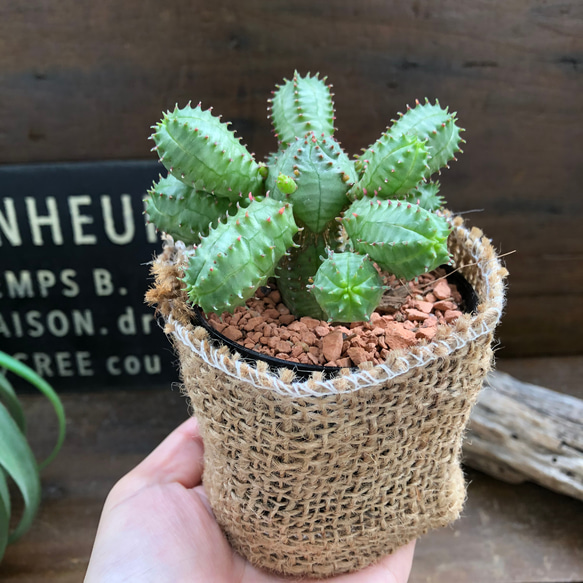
[147,216,507,578]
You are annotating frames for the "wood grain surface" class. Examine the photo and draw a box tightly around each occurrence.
[0,0,582,354]
[0,357,582,582]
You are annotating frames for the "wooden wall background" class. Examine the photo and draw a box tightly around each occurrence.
[0,0,581,357]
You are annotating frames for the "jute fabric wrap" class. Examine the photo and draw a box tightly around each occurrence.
[147,216,507,578]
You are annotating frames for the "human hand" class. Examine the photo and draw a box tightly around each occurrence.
[85,417,415,583]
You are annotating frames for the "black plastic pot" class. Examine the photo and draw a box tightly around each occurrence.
[193,265,479,380]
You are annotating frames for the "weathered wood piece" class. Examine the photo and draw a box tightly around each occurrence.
[463,370,583,501]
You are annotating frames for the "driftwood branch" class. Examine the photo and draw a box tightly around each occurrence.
[463,370,583,501]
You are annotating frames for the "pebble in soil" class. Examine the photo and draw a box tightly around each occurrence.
[204,268,464,368]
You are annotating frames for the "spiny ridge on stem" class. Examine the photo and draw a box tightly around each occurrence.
[403,180,444,211]
[342,196,451,280]
[350,132,429,200]
[309,250,385,322]
[275,228,335,320]
[144,174,236,245]
[182,197,298,313]
[266,132,354,233]
[269,71,335,147]
[151,103,265,201]
[387,99,464,175]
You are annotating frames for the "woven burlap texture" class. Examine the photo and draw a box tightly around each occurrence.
[147,216,507,578]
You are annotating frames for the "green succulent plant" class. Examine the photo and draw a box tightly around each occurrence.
[0,352,65,562]
[145,71,464,323]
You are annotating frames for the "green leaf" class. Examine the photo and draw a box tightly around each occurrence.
[0,467,10,519]
[0,373,26,433]
[0,354,65,556]
[0,468,10,562]
[275,228,331,320]
[0,402,41,545]
[0,352,65,470]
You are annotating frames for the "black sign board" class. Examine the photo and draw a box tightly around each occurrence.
[0,161,178,390]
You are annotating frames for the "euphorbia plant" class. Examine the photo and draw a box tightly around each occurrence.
[145,71,463,323]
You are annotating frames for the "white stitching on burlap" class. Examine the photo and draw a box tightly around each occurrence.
[167,221,506,398]
[170,314,494,397]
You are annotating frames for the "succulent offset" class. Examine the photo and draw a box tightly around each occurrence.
[145,71,464,323]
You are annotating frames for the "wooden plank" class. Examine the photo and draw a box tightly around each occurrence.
[1,0,581,166]
[497,356,583,400]
[1,0,582,356]
[1,368,582,581]
[454,214,583,357]
[495,295,583,357]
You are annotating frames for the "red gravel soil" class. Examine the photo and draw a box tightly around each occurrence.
[205,268,463,368]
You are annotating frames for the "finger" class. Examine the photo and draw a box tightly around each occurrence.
[371,540,416,583]
[192,484,213,517]
[128,416,205,488]
[323,540,416,583]
[237,540,416,583]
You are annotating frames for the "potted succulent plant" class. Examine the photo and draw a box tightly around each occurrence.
[146,71,507,577]
[0,351,66,563]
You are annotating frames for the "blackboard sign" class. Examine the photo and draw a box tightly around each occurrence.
[0,161,178,390]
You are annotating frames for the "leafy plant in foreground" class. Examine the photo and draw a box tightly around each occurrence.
[145,71,463,322]
[0,352,65,562]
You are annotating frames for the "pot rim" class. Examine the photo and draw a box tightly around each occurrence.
[151,215,507,396]
[192,264,479,380]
